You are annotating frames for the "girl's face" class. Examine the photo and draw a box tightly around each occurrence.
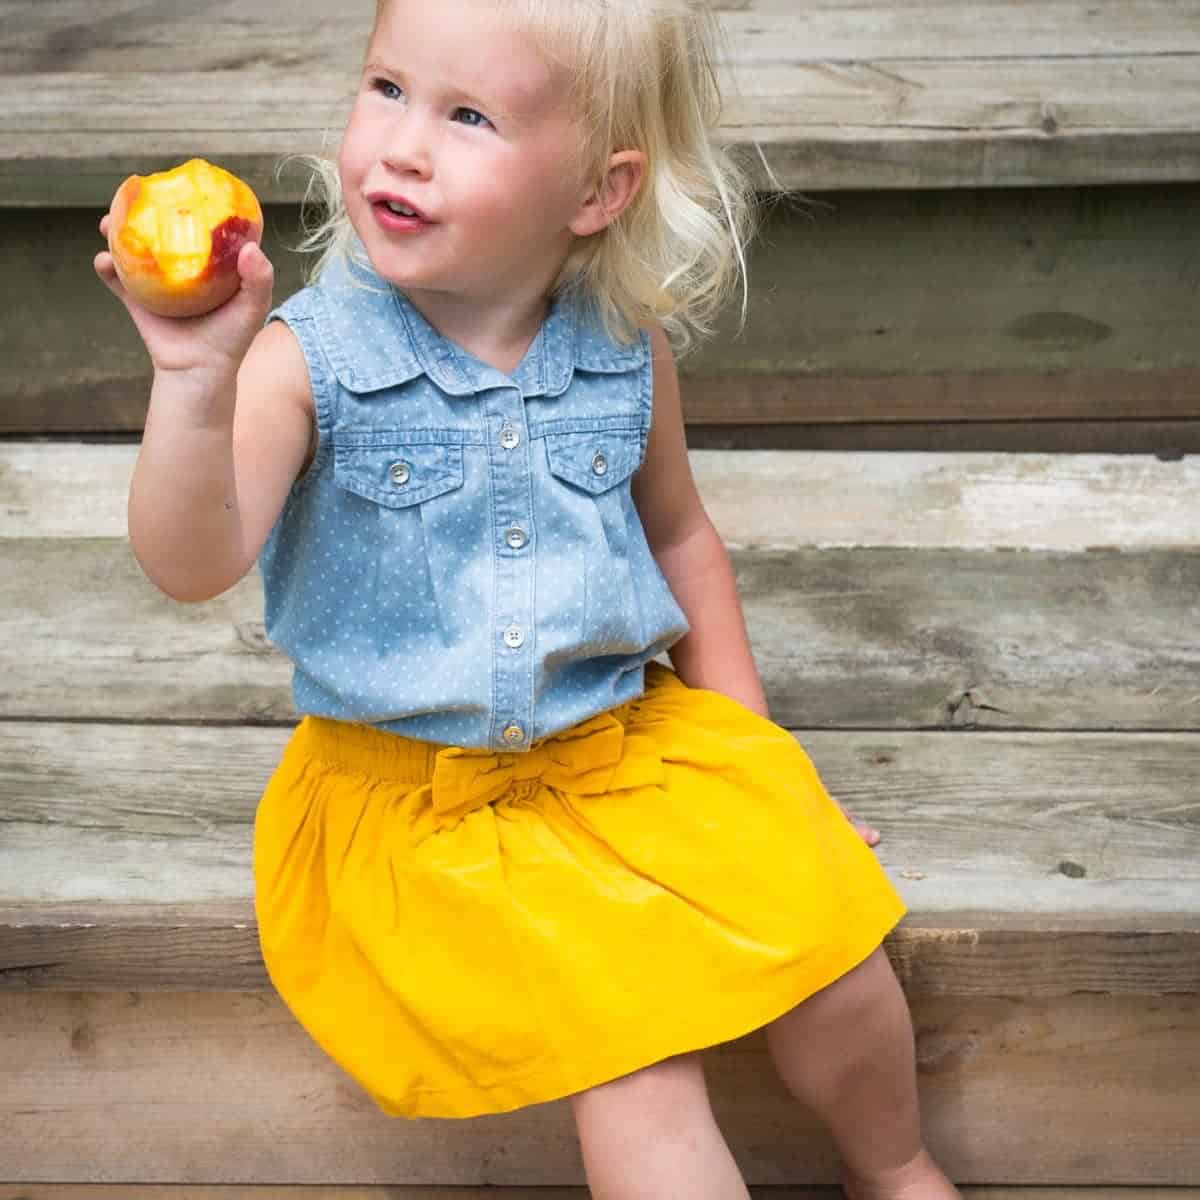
[339,0,592,309]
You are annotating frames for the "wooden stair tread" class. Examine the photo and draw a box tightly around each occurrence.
[2,723,1197,993]
[6,0,1200,202]
[3,446,1198,729]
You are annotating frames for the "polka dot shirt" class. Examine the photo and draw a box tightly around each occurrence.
[258,247,689,751]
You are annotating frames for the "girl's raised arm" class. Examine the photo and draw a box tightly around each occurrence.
[95,223,315,603]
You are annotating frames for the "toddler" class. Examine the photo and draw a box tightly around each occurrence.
[95,2,960,1198]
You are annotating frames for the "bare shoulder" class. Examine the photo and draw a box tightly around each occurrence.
[239,318,314,413]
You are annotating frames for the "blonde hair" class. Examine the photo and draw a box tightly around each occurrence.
[284,0,769,355]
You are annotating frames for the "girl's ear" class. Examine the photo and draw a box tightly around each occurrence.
[569,150,647,237]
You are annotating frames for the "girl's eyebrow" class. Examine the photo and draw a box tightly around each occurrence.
[363,58,539,118]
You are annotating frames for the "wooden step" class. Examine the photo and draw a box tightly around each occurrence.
[3,446,1198,728]
[2,988,1197,1184]
[6,0,1200,204]
[7,189,1198,453]
[3,720,1197,993]
[2,444,1197,1184]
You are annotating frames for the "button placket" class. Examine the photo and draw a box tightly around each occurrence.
[485,388,535,750]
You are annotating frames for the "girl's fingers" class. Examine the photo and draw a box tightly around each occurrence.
[99,213,111,237]
[834,796,880,846]
[858,823,881,847]
[237,239,274,291]
[93,249,120,291]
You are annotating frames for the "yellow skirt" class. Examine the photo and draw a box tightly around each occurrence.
[253,662,906,1120]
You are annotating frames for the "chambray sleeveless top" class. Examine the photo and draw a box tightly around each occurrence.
[259,249,689,752]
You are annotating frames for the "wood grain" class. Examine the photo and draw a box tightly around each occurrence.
[4,2,1200,200]
[3,538,1197,729]
[0,990,1196,1183]
[3,446,1198,728]
[7,445,1198,548]
[2,722,1197,993]
[8,188,1200,440]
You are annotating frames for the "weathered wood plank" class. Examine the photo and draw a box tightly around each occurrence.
[685,421,1200,456]
[6,446,1198,550]
[1,989,1196,1184]
[2,447,1198,727]
[2,538,1197,729]
[7,187,1199,438]
[1,722,1197,993]
[8,0,1200,74]
[3,901,1196,997]
[5,0,1200,200]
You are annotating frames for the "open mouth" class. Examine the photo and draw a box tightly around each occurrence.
[371,199,432,232]
[369,192,430,222]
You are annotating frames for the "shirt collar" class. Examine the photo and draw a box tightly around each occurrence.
[313,242,647,398]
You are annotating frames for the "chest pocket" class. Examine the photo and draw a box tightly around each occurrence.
[543,427,643,494]
[334,440,464,508]
[331,437,467,645]
[540,424,646,647]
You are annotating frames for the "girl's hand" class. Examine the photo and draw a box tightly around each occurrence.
[94,213,276,379]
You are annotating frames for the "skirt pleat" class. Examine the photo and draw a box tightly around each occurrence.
[252,662,906,1119]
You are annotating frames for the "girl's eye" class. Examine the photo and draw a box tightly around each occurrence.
[372,78,403,101]
[454,107,493,129]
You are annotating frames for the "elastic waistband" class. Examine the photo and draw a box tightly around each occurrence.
[284,714,443,785]
[282,661,681,785]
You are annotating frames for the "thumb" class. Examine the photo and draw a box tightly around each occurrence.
[237,239,275,295]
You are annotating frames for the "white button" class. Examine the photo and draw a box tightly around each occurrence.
[591,451,608,476]
[500,426,521,450]
[502,724,525,745]
[506,526,528,550]
[389,461,411,485]
[503,625,525,649]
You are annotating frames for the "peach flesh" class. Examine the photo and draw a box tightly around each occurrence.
[107,158,263,318]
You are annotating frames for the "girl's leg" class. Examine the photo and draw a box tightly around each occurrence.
[569,1050,751,1200]
[763,945,960,1200]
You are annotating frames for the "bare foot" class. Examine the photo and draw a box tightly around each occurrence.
[842,1147,960,1200]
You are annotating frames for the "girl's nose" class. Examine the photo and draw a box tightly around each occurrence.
[382,114,434,178]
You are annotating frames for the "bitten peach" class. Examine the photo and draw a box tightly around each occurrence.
[107,158,263,318]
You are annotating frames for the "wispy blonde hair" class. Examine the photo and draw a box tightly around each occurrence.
[284,0,771,355]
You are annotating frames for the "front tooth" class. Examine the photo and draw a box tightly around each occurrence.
[387,201,417,215]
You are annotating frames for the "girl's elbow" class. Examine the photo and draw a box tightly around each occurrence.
[128,540,246,604]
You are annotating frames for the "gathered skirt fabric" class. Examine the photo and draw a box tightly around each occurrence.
[253,661,906,1120]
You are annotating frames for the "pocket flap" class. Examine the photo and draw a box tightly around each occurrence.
[543,428,642,494]
[334,441,464,508]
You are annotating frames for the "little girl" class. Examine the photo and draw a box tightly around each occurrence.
[96,2,960,1197]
